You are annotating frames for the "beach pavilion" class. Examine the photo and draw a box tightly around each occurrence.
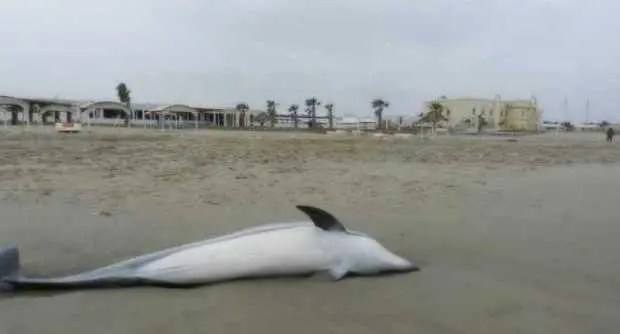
[0,95,79,125]
[81,101,132,125]
[0,94,264,129]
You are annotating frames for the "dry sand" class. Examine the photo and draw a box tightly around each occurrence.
[0,127,619,334]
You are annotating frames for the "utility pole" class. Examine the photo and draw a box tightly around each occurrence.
[557,97,568,135]
[585,98,590,124]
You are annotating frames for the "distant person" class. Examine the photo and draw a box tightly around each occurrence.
[606,127,615,143]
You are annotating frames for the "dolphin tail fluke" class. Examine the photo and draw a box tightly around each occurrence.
[0,246,19,278]
[0,246,20,291]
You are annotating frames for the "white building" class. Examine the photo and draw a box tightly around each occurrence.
[423,95,543,132]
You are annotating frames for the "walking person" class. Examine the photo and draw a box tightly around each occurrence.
[606,127,615,143]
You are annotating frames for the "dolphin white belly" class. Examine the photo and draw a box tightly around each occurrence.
[135,224,332,284]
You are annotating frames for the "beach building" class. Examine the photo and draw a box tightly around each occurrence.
[259,114,330,128]
[382,114,421,130]
[0,95,79,125]
[422,95,543,132]
[0,95,278,128]
[337,116,376,130]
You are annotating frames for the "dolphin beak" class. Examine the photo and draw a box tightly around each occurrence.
[398,259,420,272]
[392,258,421,273]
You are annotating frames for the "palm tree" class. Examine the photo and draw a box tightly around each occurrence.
[424,101,448,133]
[235,103,249,128]
[304,97,321,128]
[371,98,389,130]
[324,103,335,129]
[255,112,268,127]
[288,104,299,129]
[116,82,131,123]
[266,100,278,128]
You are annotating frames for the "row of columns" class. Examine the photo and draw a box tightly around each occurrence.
[196,110,252,128]
[0,106,77,125]
[1,105,255,129]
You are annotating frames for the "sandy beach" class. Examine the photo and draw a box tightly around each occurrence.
[1,127,619,334]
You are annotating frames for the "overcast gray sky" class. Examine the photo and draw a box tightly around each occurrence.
[1,0,618,121]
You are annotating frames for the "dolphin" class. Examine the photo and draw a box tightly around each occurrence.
[0,205,418,292]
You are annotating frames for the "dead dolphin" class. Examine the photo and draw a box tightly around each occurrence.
[0,205,418,291]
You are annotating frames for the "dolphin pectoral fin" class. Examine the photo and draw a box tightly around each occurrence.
[311,267,348,282]
[328,265,349,281]
[295,205,347,232]
[311,263,349,282]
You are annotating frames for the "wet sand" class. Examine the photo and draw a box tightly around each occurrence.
[1,127,619,334]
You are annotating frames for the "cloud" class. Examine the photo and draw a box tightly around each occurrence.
[0,0,618,121]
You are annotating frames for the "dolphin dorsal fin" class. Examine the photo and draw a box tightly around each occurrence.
[296,205,347,232]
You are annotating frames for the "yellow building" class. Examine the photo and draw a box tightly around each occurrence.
[423,95,542,132]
